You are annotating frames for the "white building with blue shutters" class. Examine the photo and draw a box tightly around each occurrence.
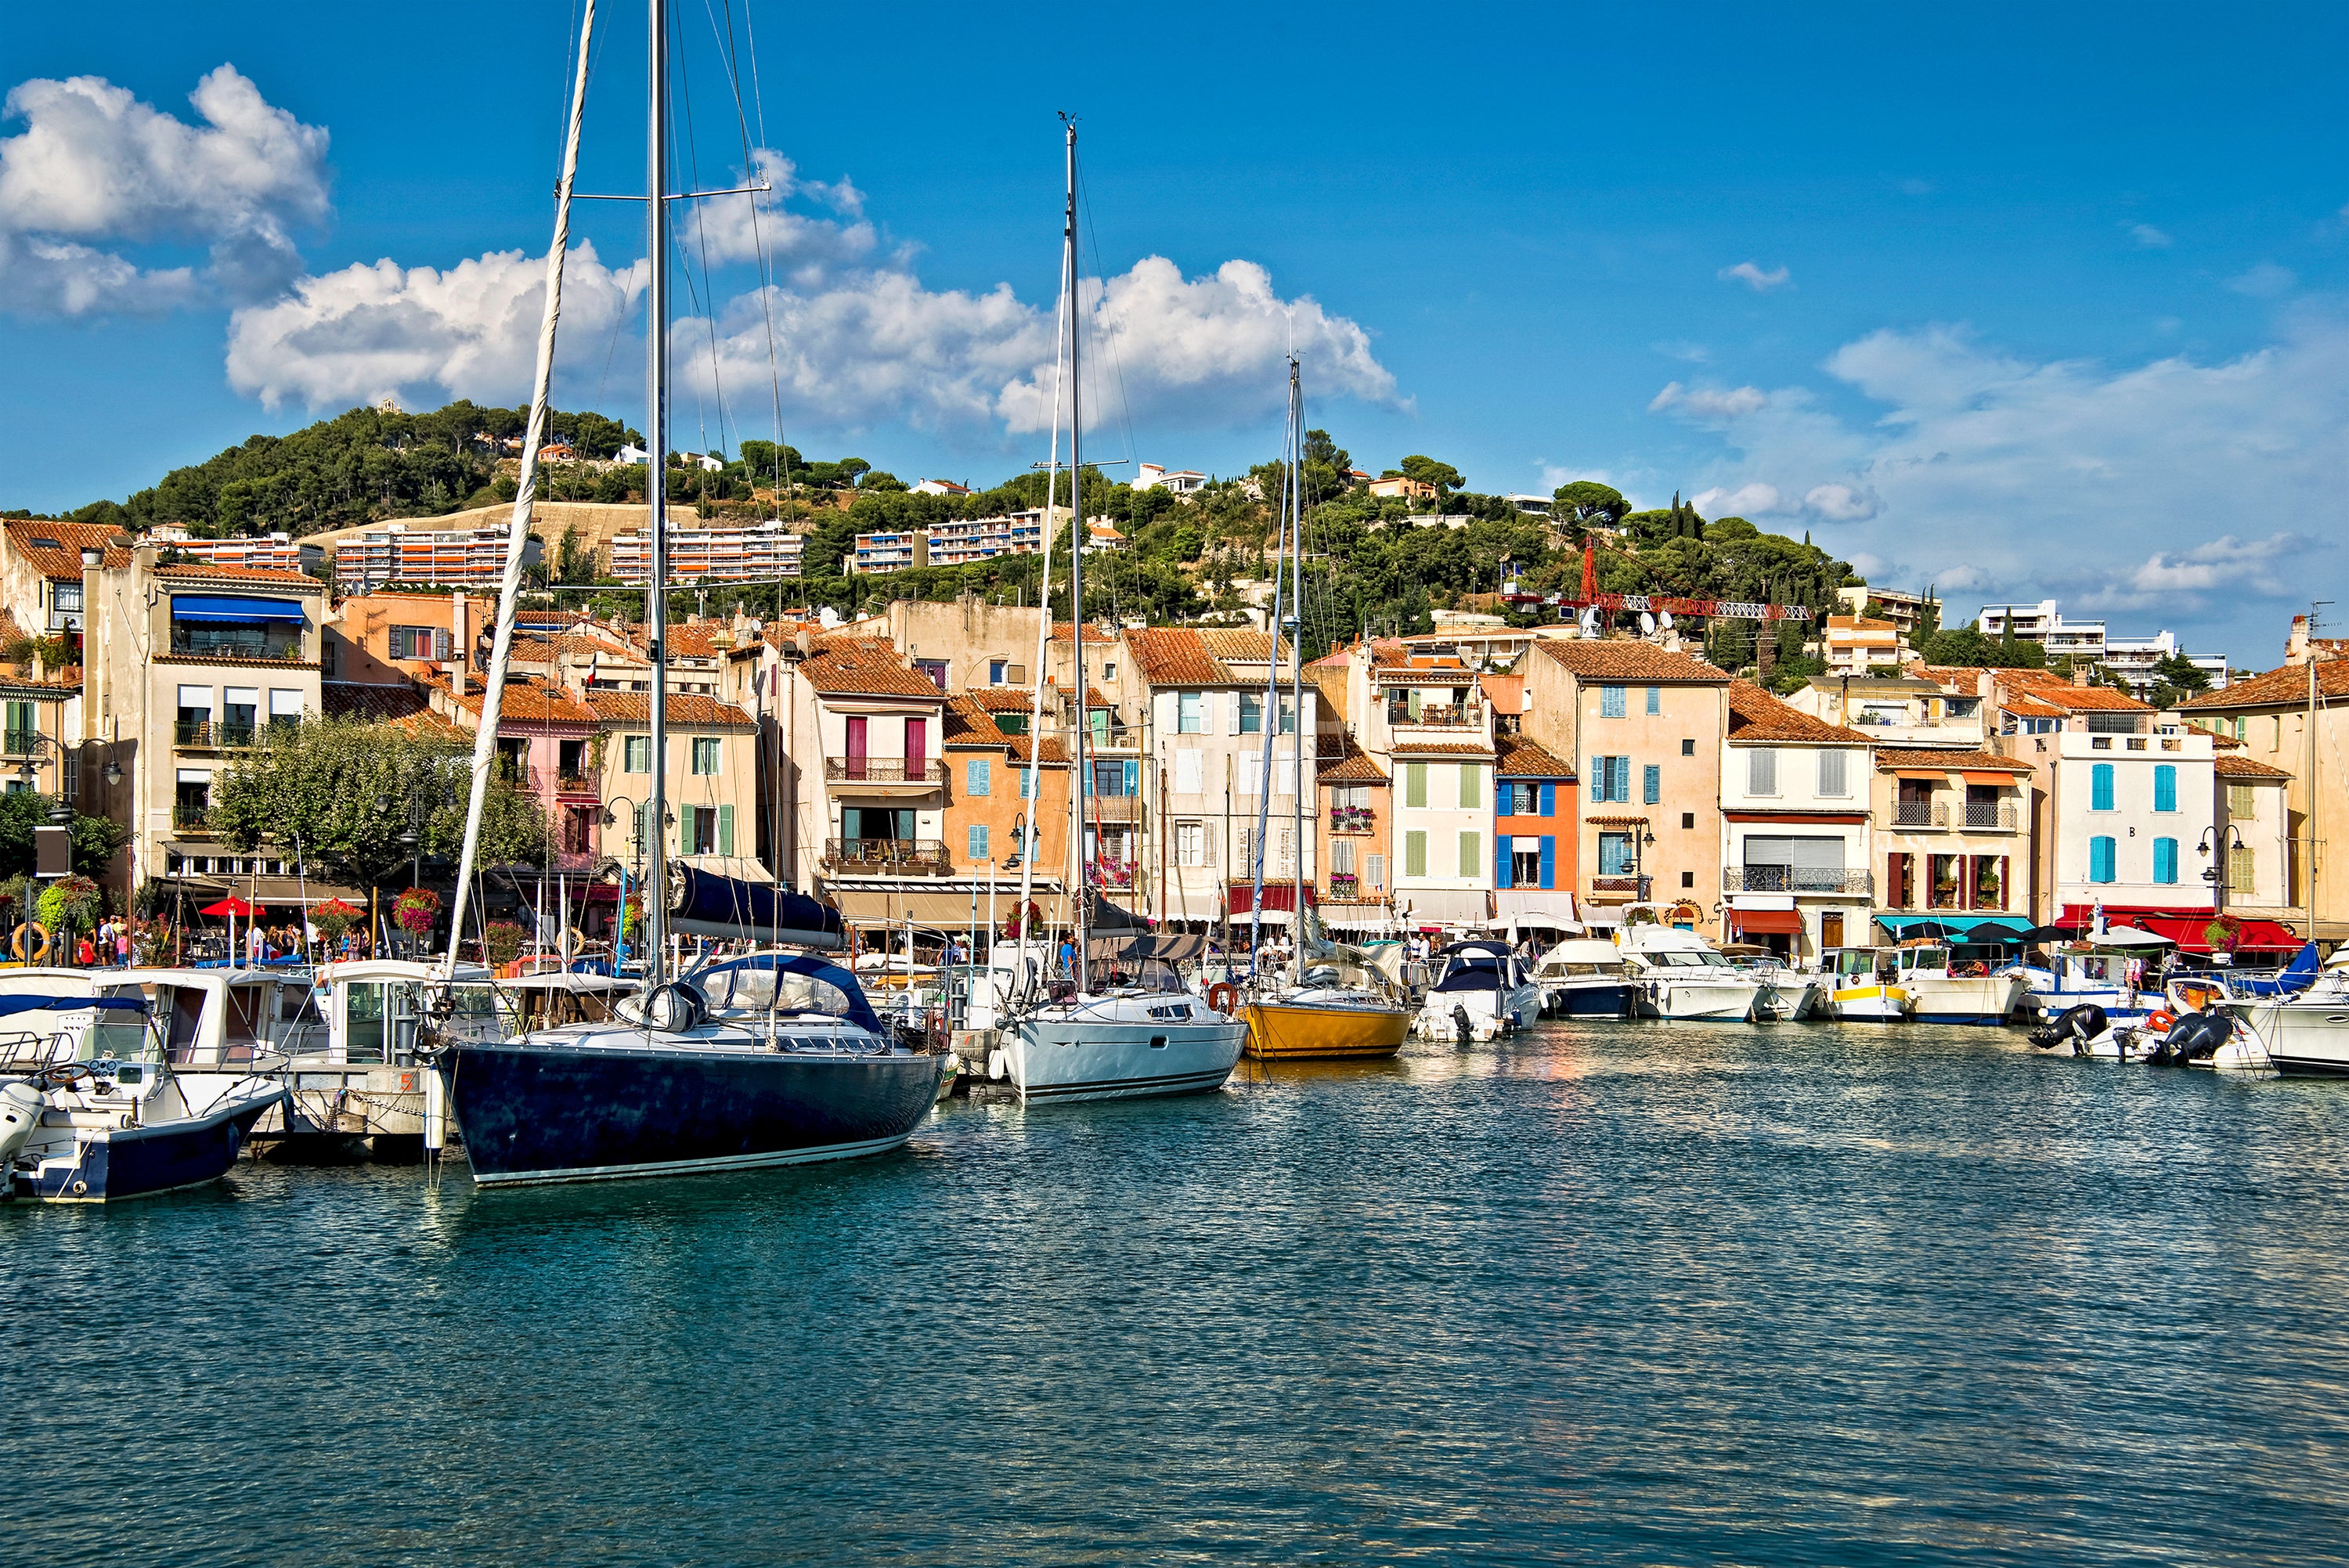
[2047,727,2216,923]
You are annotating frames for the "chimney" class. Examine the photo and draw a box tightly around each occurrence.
[2072,663,2090,688]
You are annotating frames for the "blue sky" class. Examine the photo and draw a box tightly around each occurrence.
[4,0,2344,663]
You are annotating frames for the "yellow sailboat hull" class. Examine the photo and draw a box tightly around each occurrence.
[1241,999,1410,1059]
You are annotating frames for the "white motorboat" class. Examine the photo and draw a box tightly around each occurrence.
[1890,943,2026,1025]
[2010,948,2160,1027]
[1000,989,1247,1102]
[2223,968,2349,1077]
[1818,949,1914,1021]
[1619,925,1769,1022]
[1413,939,1546,1040]
[1529,939,1636,1019]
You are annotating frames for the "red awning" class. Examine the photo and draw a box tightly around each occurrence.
[2056,903,2301,953]
[1730,908,1804,935]
[1225,882,1318,915]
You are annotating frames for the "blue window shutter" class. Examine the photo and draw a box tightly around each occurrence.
[1496,834,1514,888]
[968,824,990,860]
[1601,685,1626,718]
[1615,757,1632,803]
[2154,764,2176,813]
[2091,836,2115,883]
[717,805,734,856]
[1539,835,1555,889]
[2091,763,2114,811]
[1643,763,1661,805]
[2155,837,2177,883]
[1125,759,1139,796]
[1590,761,1604,802]
[1646,685,1660,715]
[1539,781,1554,817]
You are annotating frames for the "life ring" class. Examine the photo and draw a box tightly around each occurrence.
[2145,1010,2178,1035]
[1206,982,1238,1015]
[10,921,51,964]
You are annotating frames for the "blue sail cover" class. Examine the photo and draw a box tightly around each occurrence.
[0,994,147,1015]
[669,865,845,949]
[687,952,885,1034]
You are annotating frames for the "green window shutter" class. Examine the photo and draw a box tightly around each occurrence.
[1459,831,1480,878]
[1405,763,1427,808]
[1404,830,1427,878]
[717,804,734,856]
[1459,764,1480,809]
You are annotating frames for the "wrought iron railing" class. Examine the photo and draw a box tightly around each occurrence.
[825,759,947,784]
[1961,801,2017,830]
[1723,867,1872,894]
[172,803,211,829]
[1893,802,1946,829]
[1330,806,1376,834]
[175,720,258,748]
[1326,872,1359,899]
[1588,874,1642,893]
[821,838,951,872]
[1387,702,1481,728]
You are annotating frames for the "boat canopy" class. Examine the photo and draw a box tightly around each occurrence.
[0,994,147,1016]
[684,952,884,1035]
[669,865,846,950]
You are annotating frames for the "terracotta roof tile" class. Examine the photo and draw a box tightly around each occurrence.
[153,562,320,587]
[437,674,599,727]
[1495,737,1574,777]
[1726,680,1874,744]
[968,687,1041,712]
[1125,627,1232,687]
[1873,748,2034,775]
[2214,753,2292,779]
[1531,638,1729,683]
[2184,661,2349,709]
[2008,682,2153,713]
[1195,628,1290,665]
[583,691,756,727]
[1050,622,1114,644]
[1389,741,1496,756]
[1825,615,1899,634]
[1316,738,1389,785]
[798,640,948,700]
[322,681,430,724]
[2000,694,2068,719]
[1478,673,1524,712]
[4,520,133,580]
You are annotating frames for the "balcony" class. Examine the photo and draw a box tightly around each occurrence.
[1960,801,2019,831]
[821,838,951,874]
[1326,872,1360,899]
[1387,701,1482,730]
[175,720,258,750]
[1587,874,1642,895]
[1725,867,1872,895]
[0,728,40,758]
[1087,794,1142,823]
[1092,860,1136,890]
[1330,806,1376,834]
[1893,802,1947,830]
[825,758,947,789]
[173,803,212,831]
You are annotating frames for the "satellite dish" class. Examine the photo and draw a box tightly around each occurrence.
[1639,611,1657,635]
[1658,610,1675,629]
[1579,608,1601,636]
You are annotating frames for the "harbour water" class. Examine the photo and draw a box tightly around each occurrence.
[16,1020,2349,1564]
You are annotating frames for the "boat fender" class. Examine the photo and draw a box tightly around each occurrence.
[9,921,50,964]
[985,1048,1008,1081]
[1206,982,1238,1016]
[0,1080,42,1166]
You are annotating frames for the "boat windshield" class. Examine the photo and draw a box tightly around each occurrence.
[698,963,866,1022]
[1654,950,1731,968]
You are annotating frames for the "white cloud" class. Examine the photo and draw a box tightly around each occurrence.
[0,66,329,314]
[1690,481,1784,516]
[2127,532,2308,594]
[1649,380,1768,419]
[2230,262,2297,297]
[226,243,645,409]
[1641,312,2349,653]
[682,149,876,276]
[1718,261,1790,293]
[2127,222,2173,248]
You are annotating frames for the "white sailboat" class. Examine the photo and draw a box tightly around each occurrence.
[997,121,1246,1104]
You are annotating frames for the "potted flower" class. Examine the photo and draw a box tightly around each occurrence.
[2204,912,2243,966]
[311,898,363,949]
[393,887,442,947]
[482,919,527,968]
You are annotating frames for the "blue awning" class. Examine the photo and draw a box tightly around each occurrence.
[171,596,305,623]
[1875,913,2028,939]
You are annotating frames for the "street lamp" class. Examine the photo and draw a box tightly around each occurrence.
[604,795,644,965]
[2198,824,2246,899]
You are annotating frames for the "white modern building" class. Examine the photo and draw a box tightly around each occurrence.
[2047,728,2217,921]
[609,520,804,584]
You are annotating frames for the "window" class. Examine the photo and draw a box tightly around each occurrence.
[52,583,82,615]
[915,659,948,690]
[1239,693,1263,734]
[1279,694,1297,735]
[1819,749,1847,797]
[1597,831,1634,875]
[1366,852,1386,889]
[1589,755,1632,804]
[1680,738,1695,757]
[1459,831,1481,877]
[1682,812,1695,830]
[2090,762,2114,812]
[1643,764,1661,805]
[1174,750,1203,794]
[688,806,719,855]
[2089,835,2116,884]
[619,735,648,773]
[61,746,78,802]
[2153,836,2178,885]
[691,737,720,775]
[269,690,303,730]
[1459,765,1481,809]
[1019,768,1035,799]
[1600,685,1626,718]
[989,659,1008,684]
[1748,749,1776,796]
[2227,783,2257,818]
[965,758,991,796]
[1510,845,1542,885]
[388,625,446,661]
[1405,763,1427,809]
[1331,839,1355,875]
[1646,685,1661,716]
[1178,692,1203,734]
[1404,831,1427,877]
[1102,661,1117,682]
[2153,763,2177,813]
[1680,871,1694,889]
[222,687,258,744]
[2086,712,2142,735]
[1176,822,1205,867]
[2229,844,2256,894]
[967,824,990,860]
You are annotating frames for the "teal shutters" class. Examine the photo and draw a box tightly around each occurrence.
[966,758,991,795]
[1643,764,1661,805]
[968,824,990,860]
[1645,685,1660,715]
[2154,837,2178,884]
[2153,764,2177,813]
[2090,836,2116,883]
[1601,685,1626,718]
[2091,763,2114,811]
[717,805,734,856]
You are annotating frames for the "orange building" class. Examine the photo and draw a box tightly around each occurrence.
[1492,736,1579,929]
[1316,739,1393,935]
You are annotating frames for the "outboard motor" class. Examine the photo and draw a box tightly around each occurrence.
[1452,1004,1474,1049]
[2029,1003,2109,1054]
[0,1079,42,1167]
[2150,1011,2232,1067]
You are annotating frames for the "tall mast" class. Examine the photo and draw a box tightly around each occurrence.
[1063,118,1090,993]
[644,0,672,980]
[442,0,597,978]
[1287,355,1305,988]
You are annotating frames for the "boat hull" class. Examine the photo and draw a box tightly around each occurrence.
[1003,1016,1246,1103]
[9,1087,283,1203]
[2229,999,2349,1077]
[1638,979,1764,1022]
[1547,982,1636,1019]
[1241,1000,1409,1059]
[1906,974,2027,1026]
[1831,985,1912,1022]
[443,1042,945,1186]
